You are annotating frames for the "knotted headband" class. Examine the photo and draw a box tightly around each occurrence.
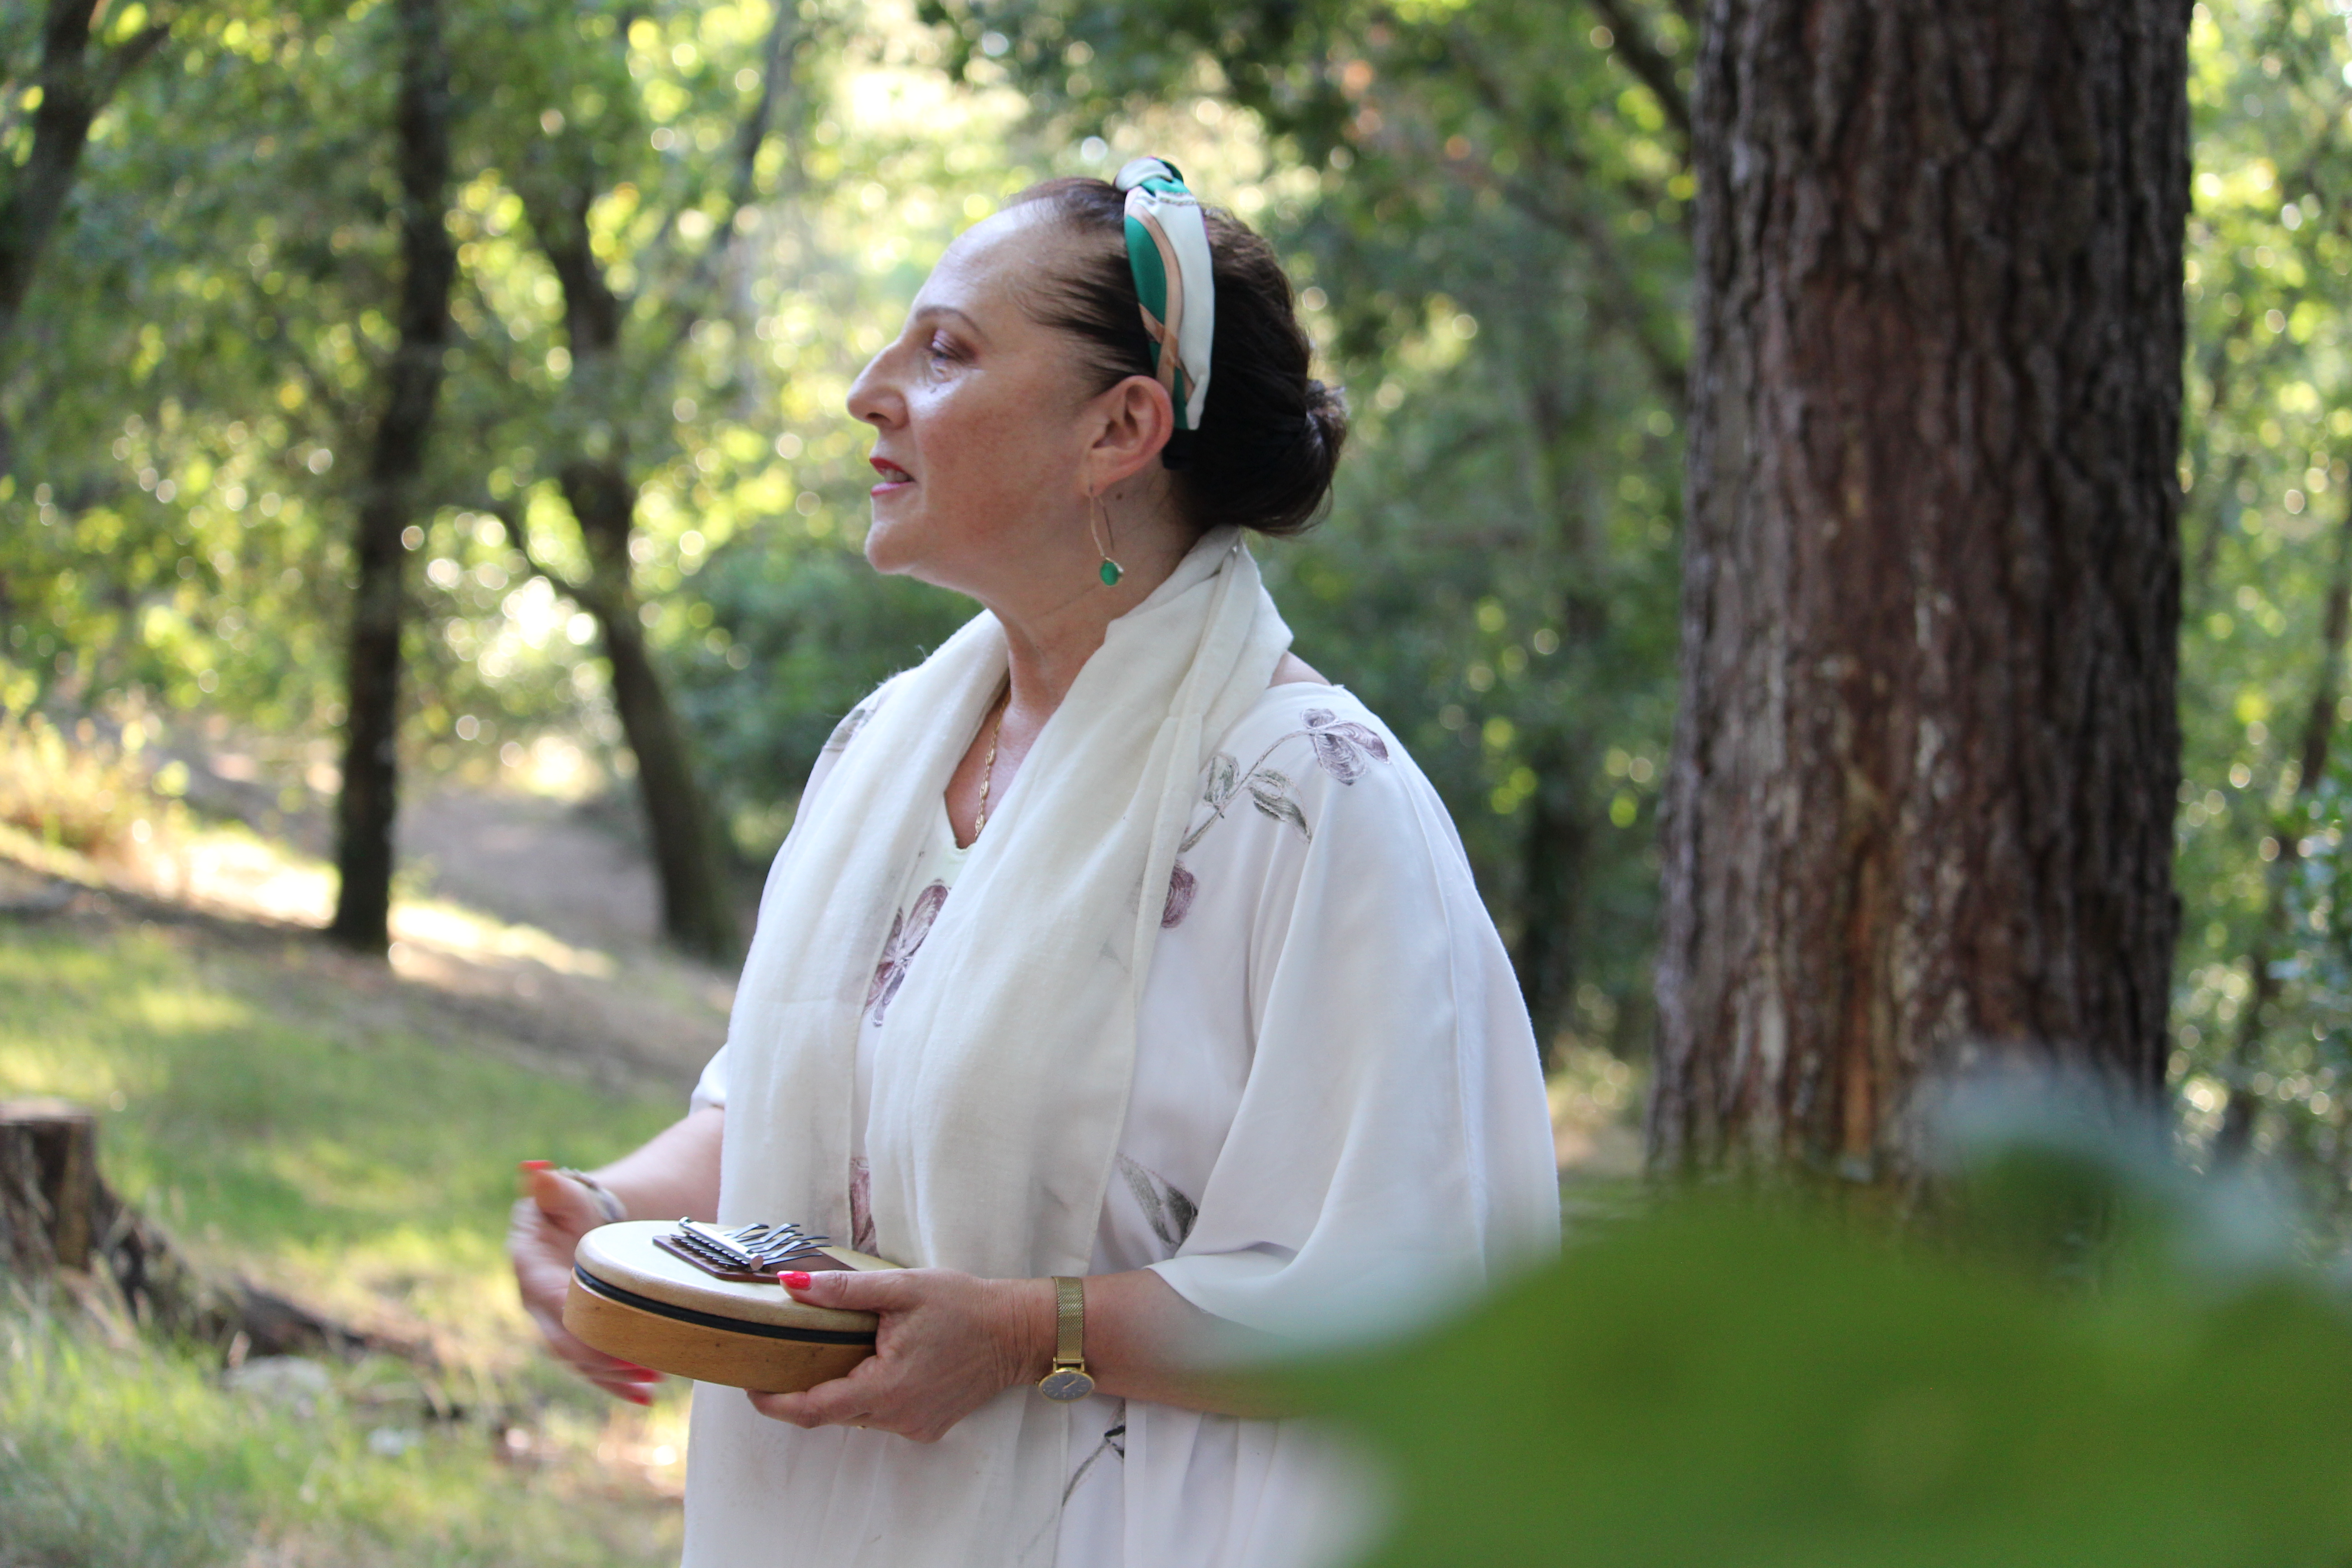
[1115,156,1215,457]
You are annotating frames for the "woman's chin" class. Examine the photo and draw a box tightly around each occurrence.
[862,511,925,575]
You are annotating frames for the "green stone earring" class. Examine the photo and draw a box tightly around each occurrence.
[1089,494,1125,587]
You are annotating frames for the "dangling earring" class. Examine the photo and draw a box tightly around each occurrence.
[1089,492,1125,587]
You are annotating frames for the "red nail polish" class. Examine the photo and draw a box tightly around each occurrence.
[779,1270,812,1290]
[519,1160,554,1171]
[625,1388,652,1406]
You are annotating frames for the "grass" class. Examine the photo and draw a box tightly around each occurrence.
[0,911,695,1566]
[2,1310,684,1568]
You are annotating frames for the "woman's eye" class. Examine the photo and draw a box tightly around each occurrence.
[926,334,959,363]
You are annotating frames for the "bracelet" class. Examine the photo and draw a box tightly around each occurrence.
[556,1167,627,1226]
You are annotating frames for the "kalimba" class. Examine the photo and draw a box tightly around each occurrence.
[564,1219,897,1392]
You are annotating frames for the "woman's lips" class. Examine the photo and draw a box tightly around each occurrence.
[869,457,913,495]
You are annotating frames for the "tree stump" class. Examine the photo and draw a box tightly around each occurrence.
[0,1097,389,1360]
[0,1097,100,1278]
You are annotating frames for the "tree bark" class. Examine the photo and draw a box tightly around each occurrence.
[558,458,741,961]
[328,0,457,954]
[1651,1,2190,1184]
[0,1097,96,1275]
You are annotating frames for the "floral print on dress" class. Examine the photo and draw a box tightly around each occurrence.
[1117,1155,1199,1251]
[1301,707,1390,781]
[865,881,949,1025]
[1162,705,1392,929]
[1063,1416,1127,1504]
[848,1156,877,1255]
[822,698,878,755]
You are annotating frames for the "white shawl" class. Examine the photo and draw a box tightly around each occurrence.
[684,527,1293,1568]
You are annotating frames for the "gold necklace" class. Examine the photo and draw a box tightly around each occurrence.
[972,696,1007,839]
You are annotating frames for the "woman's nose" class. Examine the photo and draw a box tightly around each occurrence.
[846,349,900,427]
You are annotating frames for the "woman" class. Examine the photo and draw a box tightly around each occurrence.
[510,159,1559,1568]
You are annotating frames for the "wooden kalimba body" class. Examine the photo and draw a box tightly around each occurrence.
[564,1219,897,1392]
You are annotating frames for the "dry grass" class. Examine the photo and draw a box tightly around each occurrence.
[0,712,184,862]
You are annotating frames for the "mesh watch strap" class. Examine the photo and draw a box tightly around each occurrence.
[1052,1275,1086,1367]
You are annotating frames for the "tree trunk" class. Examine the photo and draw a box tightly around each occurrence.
[2212,487,2352,1160]
[1513,740,1590,1058]
[328,0,457,954]
[523,165,745,963]
[559,457,741,962]
[1651,1,2190,1184]
[0,0,169,477]
[0,1097,96,1275]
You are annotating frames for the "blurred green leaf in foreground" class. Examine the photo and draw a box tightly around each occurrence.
[1312,1102,2352,1568]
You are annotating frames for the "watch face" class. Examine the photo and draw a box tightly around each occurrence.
[1039,1367,1096,1402]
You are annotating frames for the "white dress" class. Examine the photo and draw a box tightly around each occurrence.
[689,681,1559,1568]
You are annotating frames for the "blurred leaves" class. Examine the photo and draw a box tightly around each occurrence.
[1313,1104,2352,1568]
[2171,0,2352,1200]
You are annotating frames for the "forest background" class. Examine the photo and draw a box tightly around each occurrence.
[11,0,2351,1186]
[8,0,2352,1561]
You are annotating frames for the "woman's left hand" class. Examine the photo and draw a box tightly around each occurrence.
[748,1268,1052,1442]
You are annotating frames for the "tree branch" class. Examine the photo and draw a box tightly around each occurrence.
[476,494,598,605]
[1585,0,1691,149]
[645,2,803,363]
[0,0,157,348]
[2213,477,2352,1161]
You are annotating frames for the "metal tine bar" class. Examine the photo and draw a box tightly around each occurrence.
[676,1218,764,1269]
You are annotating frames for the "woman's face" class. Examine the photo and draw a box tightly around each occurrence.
[847,204,1109,600]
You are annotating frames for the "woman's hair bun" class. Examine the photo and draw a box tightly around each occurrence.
[1010,178,1348,539]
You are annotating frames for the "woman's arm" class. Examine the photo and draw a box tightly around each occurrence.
[507,1105,725,1403]
[745,1263,1301,1441]
[569,1102,727,1221]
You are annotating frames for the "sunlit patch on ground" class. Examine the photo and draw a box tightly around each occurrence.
[1548,1045,1644,1178]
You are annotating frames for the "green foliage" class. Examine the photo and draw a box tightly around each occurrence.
[672,542,970,853]
[1313,1174,2352,1568]
[2170,0,2352,1194]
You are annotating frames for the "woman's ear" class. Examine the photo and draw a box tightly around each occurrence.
[1084,373,1176,492]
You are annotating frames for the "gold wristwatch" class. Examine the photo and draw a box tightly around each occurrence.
[1037,1276,1095,1401]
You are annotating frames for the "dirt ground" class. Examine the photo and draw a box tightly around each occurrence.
[4,751,745,1102]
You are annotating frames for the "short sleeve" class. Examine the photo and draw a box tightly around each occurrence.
[1146,694,1560,1347]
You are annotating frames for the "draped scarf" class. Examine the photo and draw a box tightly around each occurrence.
[683,527,1293,1567]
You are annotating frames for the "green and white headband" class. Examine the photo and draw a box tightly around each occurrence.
[1116,156,1215,452]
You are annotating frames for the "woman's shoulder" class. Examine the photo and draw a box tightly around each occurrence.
[1192,678,1428,842]
[1216,677,1396,764]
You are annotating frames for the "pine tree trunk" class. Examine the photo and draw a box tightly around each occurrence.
[328,0,456,954]
[1651,0,2190,1183]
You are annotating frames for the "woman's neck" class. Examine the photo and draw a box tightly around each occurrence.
[987,498,1196,724]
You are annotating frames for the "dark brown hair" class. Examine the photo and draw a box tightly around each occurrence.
[1006,176,1347,538]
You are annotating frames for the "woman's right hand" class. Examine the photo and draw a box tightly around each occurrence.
[508,1162,662,1405]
